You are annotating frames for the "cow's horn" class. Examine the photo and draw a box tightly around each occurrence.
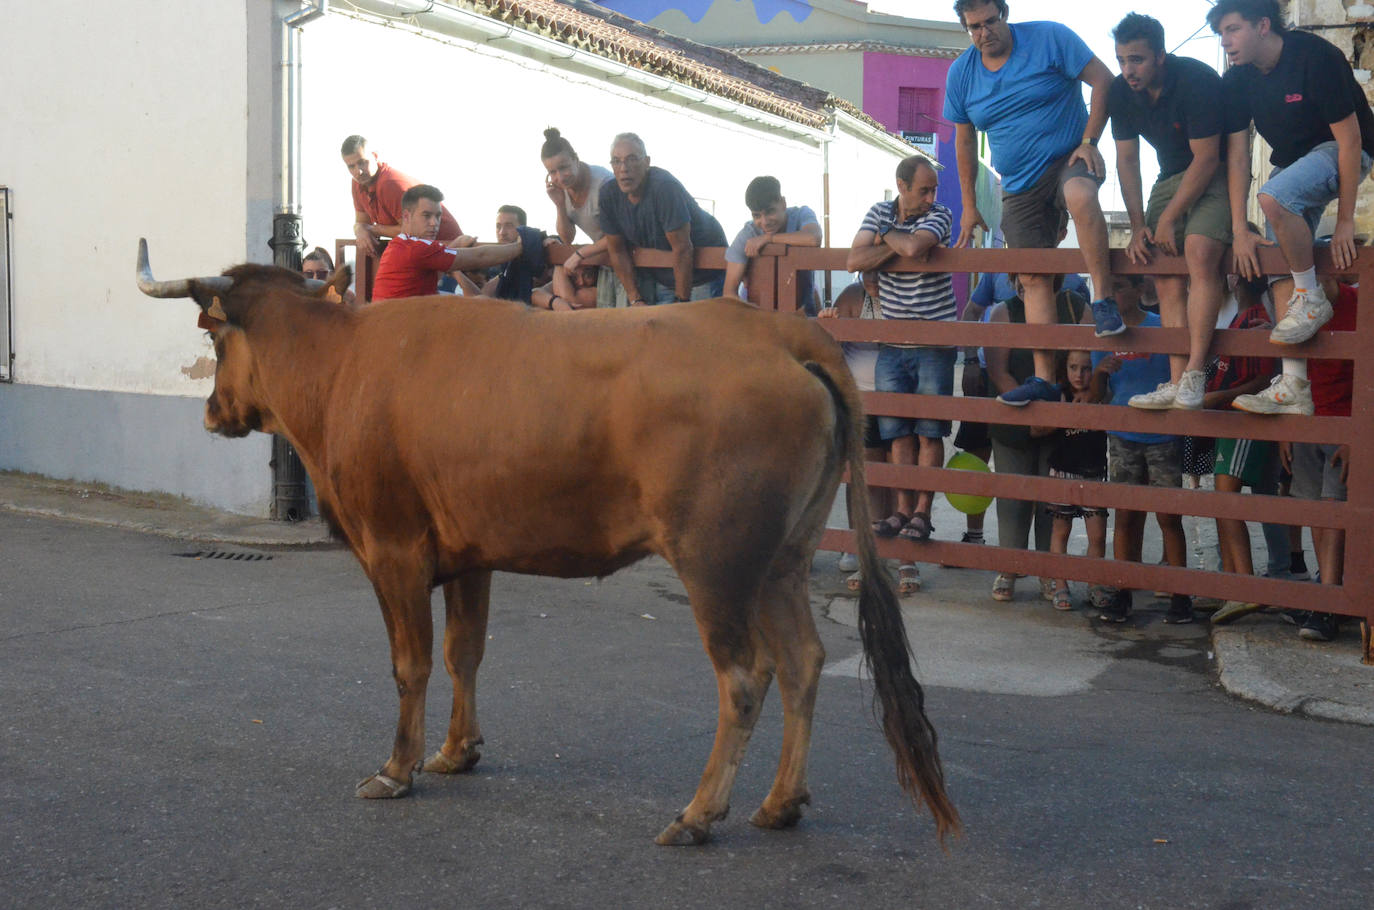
[136,238,232,298]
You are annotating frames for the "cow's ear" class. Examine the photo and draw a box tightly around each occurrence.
[329,265,353,296]
[198,295,228,331]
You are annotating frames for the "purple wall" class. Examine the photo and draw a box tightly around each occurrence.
[861,52,971,305]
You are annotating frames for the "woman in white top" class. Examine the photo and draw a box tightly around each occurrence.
[540,128,617,309]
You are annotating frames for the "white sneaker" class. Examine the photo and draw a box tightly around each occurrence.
[837,552,859,572]
[1232,373,1314,416]
[1129,381,1177,410]
[1172,369,1206,410]
[1270,286,1333,345]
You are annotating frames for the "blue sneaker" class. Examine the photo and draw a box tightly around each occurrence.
[1091,296,1126,337]
[997,376,1062,407]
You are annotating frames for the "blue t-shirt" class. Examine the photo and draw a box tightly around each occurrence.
[970,272,1088,308]
[726,205,818,313]
[943,21,1093,194]
[1091,312,1173,444]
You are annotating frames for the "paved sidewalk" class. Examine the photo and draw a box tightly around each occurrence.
[2,469,1370,725]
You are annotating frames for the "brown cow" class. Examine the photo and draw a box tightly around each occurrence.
[136,240,958,846]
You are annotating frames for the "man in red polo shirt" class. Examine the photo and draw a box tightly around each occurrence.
[342,134,468,256]
[372,185,521,301]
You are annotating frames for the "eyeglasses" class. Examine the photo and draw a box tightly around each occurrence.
[610,155,644,170]
[303,268,330,279]
[965,14,1004,34]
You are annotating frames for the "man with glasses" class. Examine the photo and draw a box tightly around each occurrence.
[597,133,727,305]
[944,0,1124,407]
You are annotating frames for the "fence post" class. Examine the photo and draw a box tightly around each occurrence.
[1346,250,1374,663]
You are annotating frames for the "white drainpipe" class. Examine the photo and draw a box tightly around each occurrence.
[280,1,329,215]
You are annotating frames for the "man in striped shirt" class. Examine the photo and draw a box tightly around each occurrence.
[845,155,956,543]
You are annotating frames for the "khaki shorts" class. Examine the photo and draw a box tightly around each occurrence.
[1001,151,1105,249]
[1146,168,1233,248]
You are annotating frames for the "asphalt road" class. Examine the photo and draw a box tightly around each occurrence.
[2,511,1371,908]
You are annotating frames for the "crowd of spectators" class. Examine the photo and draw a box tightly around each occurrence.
[305,0,1361,645]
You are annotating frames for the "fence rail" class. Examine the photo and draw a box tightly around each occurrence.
[334,237,1373,663]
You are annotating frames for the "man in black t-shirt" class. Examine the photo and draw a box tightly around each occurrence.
[1110,13,1231,412]
[598,132,727,305]
[1210,0,1374,416]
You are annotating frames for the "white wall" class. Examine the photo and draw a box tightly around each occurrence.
[296,12,907,263]
[0,0,271,396]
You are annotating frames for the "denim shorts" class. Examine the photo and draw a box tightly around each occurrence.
[1259,141,1374,239]
[650,274,725,303]
[874,344,956,440]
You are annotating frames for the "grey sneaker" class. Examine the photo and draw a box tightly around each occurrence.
[1172,369,1206,410]
[1270,286,1333,345]
[1128,381,1178,410]
[1232,374,1314,416]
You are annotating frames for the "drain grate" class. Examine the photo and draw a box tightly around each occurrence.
[174,550,273,562]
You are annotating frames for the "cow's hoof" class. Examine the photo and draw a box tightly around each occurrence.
[749,800,805,830]
[655,818,711,846]
[355,773,411,799]
[422,746,480,774]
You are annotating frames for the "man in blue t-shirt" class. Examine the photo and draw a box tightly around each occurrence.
[598,132,727,305]
[1089,275,1192,625]
[723,175,822,313]
[944,0,1124,407]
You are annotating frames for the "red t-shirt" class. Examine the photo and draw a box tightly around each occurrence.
[1308,283,1356,417]
[351,163,461,241]
[371,235,458,300]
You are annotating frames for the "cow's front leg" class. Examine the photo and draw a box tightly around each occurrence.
[356,562,433,799]
[423,570,491,774]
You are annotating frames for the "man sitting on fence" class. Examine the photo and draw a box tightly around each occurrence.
[846,154,957,544]
[723,176,822,312]
[1211,0,1374,416]
[1088,275,1193,625]
[372,185,521,302]
[598,132,727,305]
[1109,12,1232,411]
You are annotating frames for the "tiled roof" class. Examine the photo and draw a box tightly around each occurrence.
[727,41,965,59]
[454,0,904,135]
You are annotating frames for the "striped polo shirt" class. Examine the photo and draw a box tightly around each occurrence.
[859,200,955,322]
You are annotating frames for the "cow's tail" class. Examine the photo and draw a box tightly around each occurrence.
[804,360,961,845]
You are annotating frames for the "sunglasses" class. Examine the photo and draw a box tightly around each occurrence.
[303,268,330,279]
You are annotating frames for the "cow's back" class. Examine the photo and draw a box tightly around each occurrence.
[319,298,848,577]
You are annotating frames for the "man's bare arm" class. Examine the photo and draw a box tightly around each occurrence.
[664,223,695,299]
[846,228,894,272]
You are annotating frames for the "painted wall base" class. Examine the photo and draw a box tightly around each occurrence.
[0,383,273,516]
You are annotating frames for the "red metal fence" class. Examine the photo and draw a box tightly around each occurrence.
[337,238,1373,663]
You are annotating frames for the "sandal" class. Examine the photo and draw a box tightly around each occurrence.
[898,564,921,594]
[846,570,863,592]
[991,573,1015,602]
[1052,586,1073,612]
[872,512,910,538]
[897,513,934,542]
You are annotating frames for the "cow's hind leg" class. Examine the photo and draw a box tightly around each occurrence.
[423,570,491,774]
[356,560,434,799]
[656,575,774,846]
[749,553,825,831]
